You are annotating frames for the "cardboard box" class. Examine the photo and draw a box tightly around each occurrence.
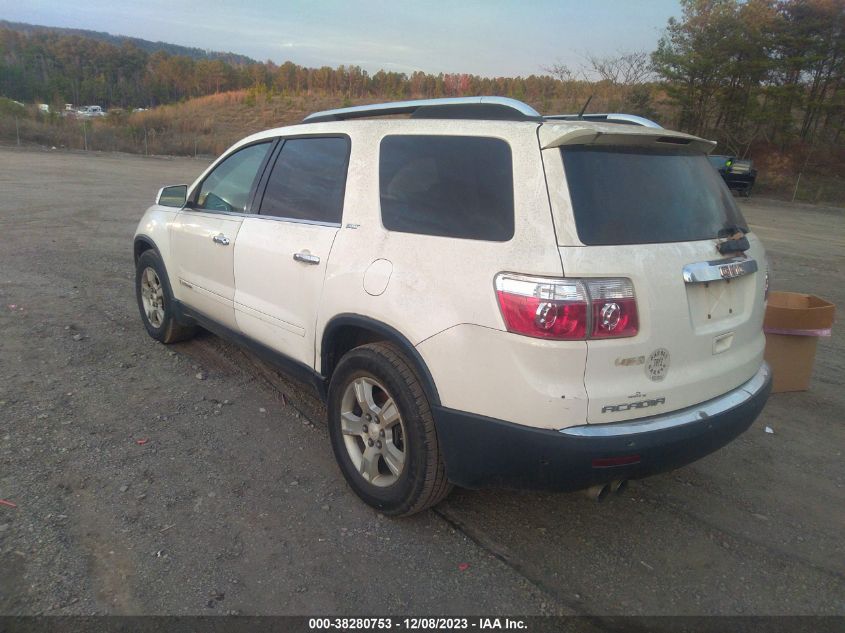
[763,292,835,392]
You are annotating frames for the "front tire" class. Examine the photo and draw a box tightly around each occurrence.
[135,249,195,344]
[328,342,452,516]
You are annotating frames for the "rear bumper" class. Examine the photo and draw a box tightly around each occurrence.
[432,363,771,491]
[724,173,757,191]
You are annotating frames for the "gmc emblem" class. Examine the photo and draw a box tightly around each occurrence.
[602,397,666,413]
[719,263,744,279]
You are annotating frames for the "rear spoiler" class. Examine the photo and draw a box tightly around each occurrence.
[539,122,716,154]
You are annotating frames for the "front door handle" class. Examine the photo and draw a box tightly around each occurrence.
[293,251,320,265]
[212,234,230,246]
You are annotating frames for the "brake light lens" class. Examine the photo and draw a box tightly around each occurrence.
[495,274,638,341]
[495,275,588,340]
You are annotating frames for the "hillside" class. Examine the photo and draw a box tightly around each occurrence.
[0,20,256,65]
[2,88,841,205]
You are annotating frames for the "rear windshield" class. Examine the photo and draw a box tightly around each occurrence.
[561,146,747,245]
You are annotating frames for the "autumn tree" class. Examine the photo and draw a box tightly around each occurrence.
[652,0,844,150]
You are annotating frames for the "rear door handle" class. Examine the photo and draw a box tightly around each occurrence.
[293,251,320,265]
[212,234,230,246]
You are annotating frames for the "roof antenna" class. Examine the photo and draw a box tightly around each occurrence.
[577,94,593,119]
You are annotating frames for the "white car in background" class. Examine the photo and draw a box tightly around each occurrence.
[133,96,772,516]
[77,105,106,117]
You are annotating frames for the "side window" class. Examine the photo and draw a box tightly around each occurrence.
[259,137,349,223]
[379,135,514,241]
[196,142,272,213]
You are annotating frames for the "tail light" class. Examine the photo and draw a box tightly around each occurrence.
[495,274,588,340]
[495,273,638,341]
[587,278,638,338]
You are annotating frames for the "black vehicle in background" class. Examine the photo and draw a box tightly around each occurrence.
[708,154,757,196]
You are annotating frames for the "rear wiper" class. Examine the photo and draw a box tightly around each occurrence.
[717,225,750,254]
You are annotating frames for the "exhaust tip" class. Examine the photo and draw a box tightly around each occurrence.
[584,483,611,502]
[610,480,629,494]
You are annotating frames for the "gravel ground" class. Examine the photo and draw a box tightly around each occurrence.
[0,146,842,617]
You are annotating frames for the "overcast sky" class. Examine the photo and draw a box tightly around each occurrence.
[1,0,682,77]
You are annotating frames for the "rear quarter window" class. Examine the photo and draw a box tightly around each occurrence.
[562,146,747,245]
[379,135,514,241]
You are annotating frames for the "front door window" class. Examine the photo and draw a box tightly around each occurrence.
[196,142,272,213]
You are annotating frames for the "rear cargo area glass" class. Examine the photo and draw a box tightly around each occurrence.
[561,146,747,245]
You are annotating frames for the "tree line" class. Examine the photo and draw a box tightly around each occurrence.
[0,26,586,111]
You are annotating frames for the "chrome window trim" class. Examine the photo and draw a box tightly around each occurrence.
[179,207,341,228]
[250,214,341,228]
[559,363,771,437]
[683,257,758,284]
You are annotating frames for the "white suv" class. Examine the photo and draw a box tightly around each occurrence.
[134,97,772,516]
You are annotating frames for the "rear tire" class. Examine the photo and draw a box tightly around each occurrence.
[328,342,452,516]
[135,249,196,344]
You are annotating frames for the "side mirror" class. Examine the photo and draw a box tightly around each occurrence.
[156,184,188,208]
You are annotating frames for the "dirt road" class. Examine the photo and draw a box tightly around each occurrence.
[1,147,842,616]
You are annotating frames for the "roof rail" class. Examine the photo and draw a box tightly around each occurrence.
[544,113,663,128]
[302,97,542,123]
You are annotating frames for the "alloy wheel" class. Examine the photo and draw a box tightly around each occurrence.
[339,376,407,487]
[140,267,165,328]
